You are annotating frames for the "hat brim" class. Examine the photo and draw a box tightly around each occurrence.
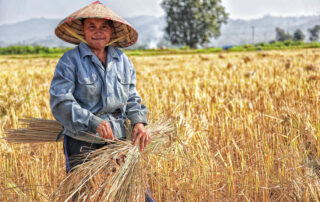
[54,2,138,48]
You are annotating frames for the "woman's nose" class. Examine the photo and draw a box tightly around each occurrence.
[95,27,106,33]
[94,29,103,34]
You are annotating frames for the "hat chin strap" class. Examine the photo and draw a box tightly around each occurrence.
[105,35,127,46]
[62,25,129,47]
[62,25,88,44]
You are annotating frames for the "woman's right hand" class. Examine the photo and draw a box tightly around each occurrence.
[96,121,114,140]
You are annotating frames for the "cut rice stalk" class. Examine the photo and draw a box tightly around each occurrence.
[52,118,176,201]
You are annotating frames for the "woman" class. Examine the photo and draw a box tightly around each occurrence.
[50,2,152,199]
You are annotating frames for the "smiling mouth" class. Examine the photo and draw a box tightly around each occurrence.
[92,38,106,40]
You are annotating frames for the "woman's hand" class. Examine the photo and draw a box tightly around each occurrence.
[132,123,150,152]
[96,121,114,140]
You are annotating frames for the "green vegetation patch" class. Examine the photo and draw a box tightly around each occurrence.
[1,41,320,57]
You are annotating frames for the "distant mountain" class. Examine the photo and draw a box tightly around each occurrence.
[0,18,63,46]
[213,14,320,46]
[0,16,166,48]
[0,15,319,48]
[127,15,166,48]
[0,40,7,47]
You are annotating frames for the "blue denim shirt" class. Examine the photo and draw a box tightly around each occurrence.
[50,42,147,143]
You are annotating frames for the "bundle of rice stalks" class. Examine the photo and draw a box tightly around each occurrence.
[4,117,177,201]
[4,118,63,143]
[52,118,176,201]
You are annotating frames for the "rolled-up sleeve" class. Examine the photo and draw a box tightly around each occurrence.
[125,60,148,126]
[50,55,104,134]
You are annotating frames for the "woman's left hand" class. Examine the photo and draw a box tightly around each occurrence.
[132,123,150,152]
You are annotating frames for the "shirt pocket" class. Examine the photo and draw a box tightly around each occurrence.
[116,71,131,84]
[75,73,101,106]
[115,71,131,102]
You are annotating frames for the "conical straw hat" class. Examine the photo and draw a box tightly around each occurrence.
[54,1,138,48]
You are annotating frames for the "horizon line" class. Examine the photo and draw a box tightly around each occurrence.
[1,13,320,26]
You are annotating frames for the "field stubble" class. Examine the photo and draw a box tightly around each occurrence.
[0,49,320,201]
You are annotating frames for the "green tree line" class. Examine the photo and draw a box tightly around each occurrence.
[0,45,72,55]
[275,25,320,42]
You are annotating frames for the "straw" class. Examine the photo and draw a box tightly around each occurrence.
[54,1,138,48]
[4,118,63,143]
[4,117,176,201]
[51,118,176,201]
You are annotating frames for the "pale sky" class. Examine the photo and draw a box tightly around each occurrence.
[0,0,319,25]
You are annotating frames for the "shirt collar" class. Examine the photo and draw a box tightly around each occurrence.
[79,42,120,61]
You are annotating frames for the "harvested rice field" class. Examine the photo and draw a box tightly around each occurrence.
[1,48,320,201]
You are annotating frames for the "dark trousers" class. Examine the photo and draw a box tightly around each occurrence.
[63,135,154,201]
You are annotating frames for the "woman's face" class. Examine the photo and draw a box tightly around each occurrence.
[83,18,112,50]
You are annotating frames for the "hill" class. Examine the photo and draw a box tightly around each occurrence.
[0,15,319,48]
[213,14,320,46]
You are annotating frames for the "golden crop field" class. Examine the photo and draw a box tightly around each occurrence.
[1,49,320,201]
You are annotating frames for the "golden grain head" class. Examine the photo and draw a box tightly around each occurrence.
[1,49,320,201]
